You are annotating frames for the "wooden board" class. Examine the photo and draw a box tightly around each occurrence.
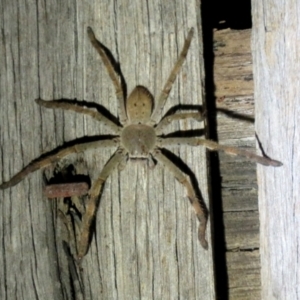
[227,251,261,299]
[252,1,300,299]
[213,28,261,299]
[0,0,215,299]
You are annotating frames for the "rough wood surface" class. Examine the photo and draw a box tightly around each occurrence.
[0,1,215,299]
[252,1,300,299]
[213,29,261,299]
[226,251,260,299]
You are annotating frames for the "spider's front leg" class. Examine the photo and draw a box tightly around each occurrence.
[150,28,194,124]
[155,111,204,135]
[87,27,127,124]
[76,148,127,259]
[153,149,208,249]
[36,98,121,133]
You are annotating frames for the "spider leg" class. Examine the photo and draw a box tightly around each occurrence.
[152,149,208,249]
[0,138,119,189]
[150,28,194,124]
[87,27,127,124]
[158,137,283,166]
[77,148,126,259]
[36,99,121,133]
[155,111,204,135]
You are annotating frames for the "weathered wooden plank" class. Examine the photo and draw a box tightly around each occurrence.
[214,29,253,97]
[213,28,261,299]
[227,250,261,299]
[219,157,258,212]
[252,1,300,299]
[224,211,259,250]
[0,0,215,299]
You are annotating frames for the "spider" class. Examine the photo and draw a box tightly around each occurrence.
[0,27,282,259]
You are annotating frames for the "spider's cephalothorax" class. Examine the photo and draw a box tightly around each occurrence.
[0,27,282,259]
[121,86,156,159]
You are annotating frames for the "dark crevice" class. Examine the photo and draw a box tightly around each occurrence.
[227,247,259,252]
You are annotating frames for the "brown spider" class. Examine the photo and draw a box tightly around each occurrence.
[0,27,282,259]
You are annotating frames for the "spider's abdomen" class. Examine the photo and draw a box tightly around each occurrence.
[121,124,156,158]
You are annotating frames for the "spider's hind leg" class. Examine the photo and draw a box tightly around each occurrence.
[159,137,283,167]
[153,149,208,249]
[0,138,119,190]
[76,148,127,259]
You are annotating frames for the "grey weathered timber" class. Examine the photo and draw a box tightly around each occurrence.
[214,28,261,299]
[226,251,260,298]
[252,1,300,299]
[0,0,215,299]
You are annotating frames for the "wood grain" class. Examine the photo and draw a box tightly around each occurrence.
[227,251,260,299]
[252,1,300,299]
[0,0,215,299]
[213,28,261,299]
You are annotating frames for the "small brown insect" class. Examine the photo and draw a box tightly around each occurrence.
[0,27,282,259]
[44,182,89,198]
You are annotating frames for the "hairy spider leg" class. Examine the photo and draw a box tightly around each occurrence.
[151,28,194,124]
[159,137,283,167]
[77,148,126,259]
[0,139,119,189]
[155,111,204,135]
[87,27,127,124]
[153,149,208,249]
[36,98,122,133]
